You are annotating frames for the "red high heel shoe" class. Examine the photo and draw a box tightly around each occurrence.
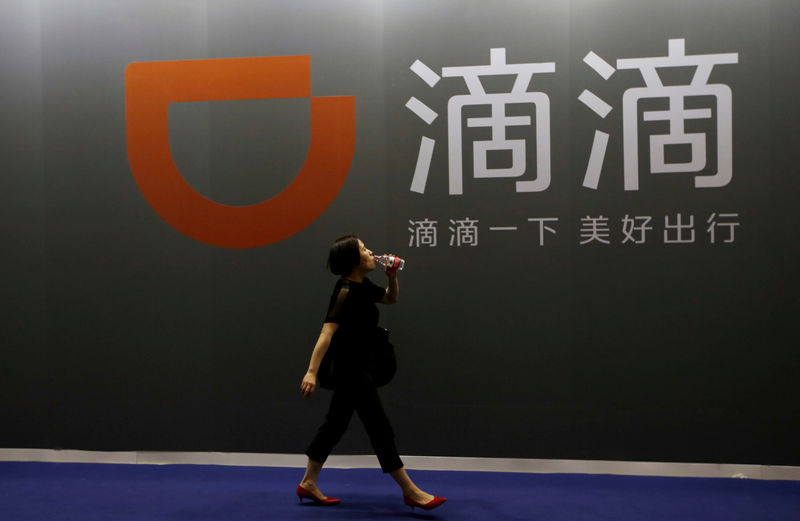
[296,484,341,506]
[403,494,447,511]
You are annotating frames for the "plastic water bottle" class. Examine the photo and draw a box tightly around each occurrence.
[374,254,405,270]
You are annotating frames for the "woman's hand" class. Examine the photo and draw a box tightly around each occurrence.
[384,253,400,279]
[382,259,399,304]
[300,371,317,398]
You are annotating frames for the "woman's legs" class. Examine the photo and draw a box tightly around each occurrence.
[350,373,403,473]
[389,467,435,504]
[349,374,437,503]
[301,371,438,504]
[301,388,355,499]
[300,458,323,485]
[304,386,355,463]
[298,458,332,500]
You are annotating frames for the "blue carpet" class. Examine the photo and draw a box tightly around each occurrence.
[1,461,798,520]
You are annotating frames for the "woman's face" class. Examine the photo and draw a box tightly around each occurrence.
[357,239,376,271]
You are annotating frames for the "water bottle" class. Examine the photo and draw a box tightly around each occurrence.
[374,254,405,270]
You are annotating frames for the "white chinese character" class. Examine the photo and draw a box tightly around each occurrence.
[407,48,555,195]
[706,212,739,243]
[579,39,738,191]
[621,215,653,244]
[579,216,611,245]
[664,213,695,243]
[527,217,559,246]
[449,218,479,246]
[408,218,438,247]
[579,51,615,190]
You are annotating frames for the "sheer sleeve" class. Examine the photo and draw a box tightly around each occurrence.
[324,280,351,324]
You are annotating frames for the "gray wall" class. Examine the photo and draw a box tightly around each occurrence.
[1,0,798,465]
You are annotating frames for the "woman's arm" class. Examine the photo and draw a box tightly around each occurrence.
[300,322,339,398]
[381,268,399,305]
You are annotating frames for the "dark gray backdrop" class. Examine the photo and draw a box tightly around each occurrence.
[1,0,798,465]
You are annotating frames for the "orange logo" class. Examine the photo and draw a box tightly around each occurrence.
[125,56,355,248]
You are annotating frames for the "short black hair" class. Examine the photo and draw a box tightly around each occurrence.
[327,235,360,276]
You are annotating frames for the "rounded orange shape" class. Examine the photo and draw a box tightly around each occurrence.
[125,56,355,248]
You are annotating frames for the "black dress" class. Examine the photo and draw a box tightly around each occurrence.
[304,277,403,473]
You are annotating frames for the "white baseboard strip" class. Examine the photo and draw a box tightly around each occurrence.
[1,449,798,481]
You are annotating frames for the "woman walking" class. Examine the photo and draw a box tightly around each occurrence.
[297,235,446,511]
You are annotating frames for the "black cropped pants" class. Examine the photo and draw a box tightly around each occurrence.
[305,370,403,473]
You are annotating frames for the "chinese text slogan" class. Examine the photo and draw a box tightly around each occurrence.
[404,39,740,248]
[409,213,740,247]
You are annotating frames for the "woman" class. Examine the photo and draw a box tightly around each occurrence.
[297,235,446,511]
